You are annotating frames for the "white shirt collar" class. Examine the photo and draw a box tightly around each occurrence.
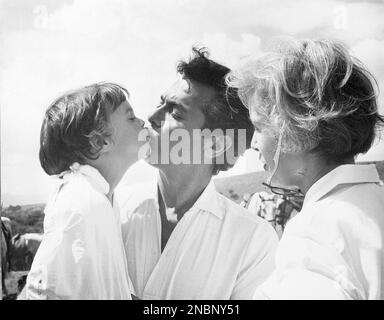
[61,163,110,195]
[304,164,381,206]
[154,178,224,220]
[189,180,224,219]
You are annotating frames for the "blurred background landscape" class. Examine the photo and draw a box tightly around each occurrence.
[2,0,384,299]
[1,161,383,299]
[2,161,383,235]
[2,0,384,208]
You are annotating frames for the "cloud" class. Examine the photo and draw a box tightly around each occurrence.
[1,0,384,205]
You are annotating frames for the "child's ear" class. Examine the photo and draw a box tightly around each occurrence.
[89,132,112,154]
[100,136,113,153]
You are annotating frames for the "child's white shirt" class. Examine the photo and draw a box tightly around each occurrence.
[26,164,133,300]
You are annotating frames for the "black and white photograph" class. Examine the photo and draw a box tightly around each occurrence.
[1,0,384,303]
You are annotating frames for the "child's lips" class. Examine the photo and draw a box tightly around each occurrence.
[141,127,155,143]
[138,128,153,160]
[146,127,158,139]
[145,128,151,142]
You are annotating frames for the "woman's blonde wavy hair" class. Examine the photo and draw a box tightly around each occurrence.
[227,39,384,162]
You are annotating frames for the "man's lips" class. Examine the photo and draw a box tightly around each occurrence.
[146,127,158,139]
[149,121,161,133]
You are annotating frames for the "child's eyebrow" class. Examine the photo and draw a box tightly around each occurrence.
[125,106,134,114]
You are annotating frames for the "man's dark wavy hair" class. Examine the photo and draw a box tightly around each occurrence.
[39,82,129,175]
[177,47,254,175]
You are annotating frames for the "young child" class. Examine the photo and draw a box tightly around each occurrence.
[25,82,149,299]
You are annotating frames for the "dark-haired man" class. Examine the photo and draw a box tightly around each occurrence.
[116,48,278,300]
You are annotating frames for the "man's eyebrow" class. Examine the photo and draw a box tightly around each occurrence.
[162,95,187,112]
[169,100,187,112]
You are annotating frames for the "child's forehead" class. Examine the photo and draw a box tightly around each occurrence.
[117,100,134,113]
[106,100,134,118]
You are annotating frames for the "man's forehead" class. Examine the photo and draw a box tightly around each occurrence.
[165,78,190,96]
[164,78,216,102]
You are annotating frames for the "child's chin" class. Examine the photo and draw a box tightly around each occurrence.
[137,141,152,161]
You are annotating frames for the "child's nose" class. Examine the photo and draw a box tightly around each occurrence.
[137,118,145,127]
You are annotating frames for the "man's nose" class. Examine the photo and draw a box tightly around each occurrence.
[142,119,151,128]
[148,107,164,129]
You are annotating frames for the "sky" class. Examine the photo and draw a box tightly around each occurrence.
[1,0,384,205]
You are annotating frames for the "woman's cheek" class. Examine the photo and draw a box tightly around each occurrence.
[259,136,277,172]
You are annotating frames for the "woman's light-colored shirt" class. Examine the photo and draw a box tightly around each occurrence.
[254,164,384,300]
[116,178,278,300]
[25,164,133,300]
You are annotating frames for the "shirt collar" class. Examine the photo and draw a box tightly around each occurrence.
[62,162,110,195]
[188,179,224,219]
[304,164,381,206]
[154,178,224,220]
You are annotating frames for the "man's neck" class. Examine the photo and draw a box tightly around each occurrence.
[157,165,212,220]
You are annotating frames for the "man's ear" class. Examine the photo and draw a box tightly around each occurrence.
[204,134,232,160]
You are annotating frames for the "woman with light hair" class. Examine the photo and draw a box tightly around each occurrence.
[227,39,384,299]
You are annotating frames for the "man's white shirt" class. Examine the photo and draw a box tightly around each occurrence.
[26,164,133,300]
[116,177,278,300]
[254,164,384,300]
